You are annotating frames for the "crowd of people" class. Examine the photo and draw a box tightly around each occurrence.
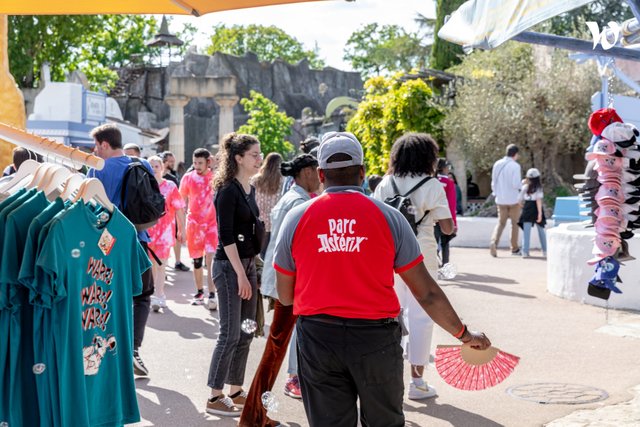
[3,125,492,426]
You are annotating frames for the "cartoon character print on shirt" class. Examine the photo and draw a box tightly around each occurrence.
[81,256,116,376]
[83,335,117,376]
[317,218,368,253]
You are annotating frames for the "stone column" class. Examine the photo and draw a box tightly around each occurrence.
[165,95,190,164]
[214,95,239,144]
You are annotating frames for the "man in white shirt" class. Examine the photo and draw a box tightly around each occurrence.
[490,144,522,256]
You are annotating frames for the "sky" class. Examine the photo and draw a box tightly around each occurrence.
[169,0,436,71]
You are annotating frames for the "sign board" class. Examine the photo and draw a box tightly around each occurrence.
[84,91,106,123]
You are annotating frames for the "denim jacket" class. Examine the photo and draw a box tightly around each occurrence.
[261,184,311,299]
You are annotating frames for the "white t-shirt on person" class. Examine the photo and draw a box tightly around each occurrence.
[374,174,451,271]
[519,184,544,202]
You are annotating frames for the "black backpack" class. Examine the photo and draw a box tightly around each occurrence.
[120,157,166,231]
[384,176,432,235]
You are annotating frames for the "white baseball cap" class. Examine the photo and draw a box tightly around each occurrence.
[318,132,364,170]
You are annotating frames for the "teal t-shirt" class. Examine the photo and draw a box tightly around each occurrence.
[2,191,50,427]
[18,197,66,427]
[35,201,150,427]
[0,187,32,424]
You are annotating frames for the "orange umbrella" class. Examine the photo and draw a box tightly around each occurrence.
[0,0,328,17]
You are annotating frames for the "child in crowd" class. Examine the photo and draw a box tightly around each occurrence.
[147,156,186,312]
[518,168,547,258]
[435,159,457,266]
[448,172,463,215]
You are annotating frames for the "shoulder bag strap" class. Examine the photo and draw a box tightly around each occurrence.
[390,176,400,195]
[409,176,434,227]
[403,176,433,197]
[234,180,260,221]
[391,176,433,227]
[493,161,509,187]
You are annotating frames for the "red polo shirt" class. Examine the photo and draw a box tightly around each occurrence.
[274,187,423,319]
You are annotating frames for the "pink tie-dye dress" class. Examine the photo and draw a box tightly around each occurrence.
[148,180,186,259]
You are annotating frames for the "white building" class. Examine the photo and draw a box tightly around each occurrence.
[27,81,162,155]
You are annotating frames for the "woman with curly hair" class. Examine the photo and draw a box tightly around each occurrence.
[206,133,263,417]
[373,133,454,401]
[251,152,283,257]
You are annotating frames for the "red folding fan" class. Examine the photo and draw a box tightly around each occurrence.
[435,345,520,391]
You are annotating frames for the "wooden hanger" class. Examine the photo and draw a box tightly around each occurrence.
[41,167,72,196]
[59,173,84,201]
[0,159,40,194]
[26,163,55,189]
[73,178,114,212]
[36,164,64,191]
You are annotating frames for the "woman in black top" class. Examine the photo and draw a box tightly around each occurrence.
[206,132,263,416]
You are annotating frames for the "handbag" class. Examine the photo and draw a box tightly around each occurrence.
[235,180,266,254]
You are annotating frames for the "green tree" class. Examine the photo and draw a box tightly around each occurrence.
[443,42,599,188]
[548,0,633,36]
[8,15,163,91]
[238,90,295,157]
[430,0,465,70]
[343,23,429,77]
[346,74,443,175]
[206,24,324,68]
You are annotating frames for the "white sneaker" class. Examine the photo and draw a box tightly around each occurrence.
[159,295,167,308]
[207,297,217,311]
[408,382,437,400]
[151,296,161,312]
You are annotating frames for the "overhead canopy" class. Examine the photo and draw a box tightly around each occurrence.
[0,0,327,17]
[438,0,593,49]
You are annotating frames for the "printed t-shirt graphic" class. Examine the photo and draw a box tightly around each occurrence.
[18,197,66,427]
[148,179,186,259]
[1,190,50,427]
[273,187,423,319]
[179,169,218,257]
[34,202,151,427]
[0,188,29,424]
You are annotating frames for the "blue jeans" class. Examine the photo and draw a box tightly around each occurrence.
[207,258,257,390]
[522,222,547,256]
[287,328,298,375]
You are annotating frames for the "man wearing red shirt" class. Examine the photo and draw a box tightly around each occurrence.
[274,132,491,427]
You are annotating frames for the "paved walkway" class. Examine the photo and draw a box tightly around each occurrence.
[130,247,640,426]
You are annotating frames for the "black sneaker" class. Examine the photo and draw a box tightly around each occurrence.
[174,262,190,272]
[133,350,149,376]
[511,249,522,256]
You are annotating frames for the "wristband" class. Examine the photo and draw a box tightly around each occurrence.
[453,324,467,339]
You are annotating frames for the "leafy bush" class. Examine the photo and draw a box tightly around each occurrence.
[238,90,294,157]
[346,74,443,175]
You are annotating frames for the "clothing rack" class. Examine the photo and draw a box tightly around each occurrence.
[0,122,104,170]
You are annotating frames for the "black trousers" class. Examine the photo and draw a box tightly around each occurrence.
[133,242,154,350]
[434,223,455,265]
[296,316,405,427]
